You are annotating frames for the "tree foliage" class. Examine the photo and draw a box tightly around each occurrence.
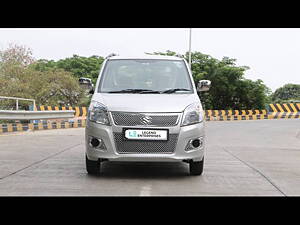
[30,55,104,84]
[0,44,274,109]
[0,43,34,66]
[271,84,300,103]
[150,51,271,109]
[0,44,84,109]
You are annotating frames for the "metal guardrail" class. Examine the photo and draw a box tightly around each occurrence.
[0,110,75,120]
[0,96,36,110]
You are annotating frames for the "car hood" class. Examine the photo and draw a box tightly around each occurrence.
[91,93,201,113]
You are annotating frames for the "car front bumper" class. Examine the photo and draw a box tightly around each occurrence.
[85,117,205,162]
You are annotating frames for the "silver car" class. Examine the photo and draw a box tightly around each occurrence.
[84,54,211,175]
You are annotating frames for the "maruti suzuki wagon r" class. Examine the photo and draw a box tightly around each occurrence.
[84,54,211,175]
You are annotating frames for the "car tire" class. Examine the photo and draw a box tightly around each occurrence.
[86,155,101,175]
[189,157,204,176]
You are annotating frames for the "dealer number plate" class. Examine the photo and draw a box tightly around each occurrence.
[124,129,168,141]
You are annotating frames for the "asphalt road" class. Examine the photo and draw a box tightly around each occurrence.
[0,119,300,196]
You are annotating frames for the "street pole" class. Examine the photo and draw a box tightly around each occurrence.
[189,28,192,69]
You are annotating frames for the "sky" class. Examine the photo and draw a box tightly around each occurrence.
[1,28,300,91]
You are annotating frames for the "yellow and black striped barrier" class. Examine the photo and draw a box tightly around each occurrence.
[205,106,300,121]
[205,112,300,121]
[1,105,300,134]
[205,109,268,121]
[205,109,267,117]
[205,114,269,121]
[34,105,300,117]
[35,106,87,118]
[0,119,86,134]
[268,112,300,119]
[33,105,300,120]
[269,103,300,113]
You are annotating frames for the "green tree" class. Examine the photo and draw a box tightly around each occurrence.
[149,50,271,109]
[190,52,271,109]
[30,55,104,84]
[147,50,177,56]
[0,66,84,107]
[1,44,273,110]
[0,44,84,108]
[271,84,300,103]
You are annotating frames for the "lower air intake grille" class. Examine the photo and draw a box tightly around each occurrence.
[114,133,178,154]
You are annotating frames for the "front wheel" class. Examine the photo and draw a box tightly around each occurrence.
[86,155,101,175]
[189,157,204,176]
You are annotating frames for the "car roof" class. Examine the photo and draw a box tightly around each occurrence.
[107,54,184,61]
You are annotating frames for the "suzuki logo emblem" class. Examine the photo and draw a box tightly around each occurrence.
[140,115,152,125]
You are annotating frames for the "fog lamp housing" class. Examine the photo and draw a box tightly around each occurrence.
[185,137,204,151]
[88,136,107,150]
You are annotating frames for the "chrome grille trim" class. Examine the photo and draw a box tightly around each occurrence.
[113,133,179,154]
[111,112,180,127]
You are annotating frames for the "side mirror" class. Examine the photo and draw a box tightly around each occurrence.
[197,80,211,92]
[79,77,94,94]
[89,88,94,94]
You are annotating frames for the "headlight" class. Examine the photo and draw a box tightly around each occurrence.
[88,101,110,125]
[181,103,204,126]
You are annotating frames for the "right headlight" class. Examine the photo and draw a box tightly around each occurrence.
[88,101,110,125]
[181,102,204,126]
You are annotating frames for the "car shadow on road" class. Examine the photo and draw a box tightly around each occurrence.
[89,161,191,179]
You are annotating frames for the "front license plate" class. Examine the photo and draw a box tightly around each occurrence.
[124,129,168,141]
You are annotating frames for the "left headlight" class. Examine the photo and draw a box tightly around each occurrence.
[88,101,110,125]
[181,102,204,126]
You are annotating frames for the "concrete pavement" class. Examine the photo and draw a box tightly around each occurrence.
[0,119,299,196]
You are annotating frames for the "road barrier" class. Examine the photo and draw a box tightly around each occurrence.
[268,112,300,119]
[36,107,268,119]
[35,106,87,118]
[32,105,300,122]
[205,109,267,117]
[0,110,75,120]
[205,104,300,121]
[269,103,300,113]
[205,113,300,121]
[205,114,269,121]
[1,104,299,134]
[0,119,86,134]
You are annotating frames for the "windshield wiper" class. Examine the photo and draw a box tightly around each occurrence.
[107,89,160,94]
[108,88,191,94]
[162,88,192,94]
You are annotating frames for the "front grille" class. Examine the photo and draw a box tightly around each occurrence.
[111,112,179,127]
[114,133,178,154]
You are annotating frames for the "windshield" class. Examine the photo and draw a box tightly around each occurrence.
[98,59,193,94]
